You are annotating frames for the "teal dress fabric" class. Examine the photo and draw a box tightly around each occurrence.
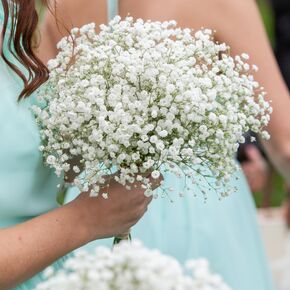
[71,1,275,290]
[0,5,63,290]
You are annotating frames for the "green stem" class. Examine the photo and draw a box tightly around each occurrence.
[113,233,132,246]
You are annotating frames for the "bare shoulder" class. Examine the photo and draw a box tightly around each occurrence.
[168,0,254,29]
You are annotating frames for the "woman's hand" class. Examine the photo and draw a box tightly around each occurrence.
[70,175,161,242]
[0,175,161,289]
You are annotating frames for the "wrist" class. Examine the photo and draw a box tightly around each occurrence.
[63,201,93,246]
[66,195,104,244]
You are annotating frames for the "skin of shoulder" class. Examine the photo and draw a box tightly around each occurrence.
[119,0,221,30]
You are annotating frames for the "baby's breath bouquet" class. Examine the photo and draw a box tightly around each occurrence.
[33,16,271,198]
[36,241,232,290]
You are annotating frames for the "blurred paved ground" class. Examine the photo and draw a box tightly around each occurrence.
[258,208,290,290]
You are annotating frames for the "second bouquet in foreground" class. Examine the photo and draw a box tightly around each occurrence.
[34,16,271,197]
[36,241,232,290]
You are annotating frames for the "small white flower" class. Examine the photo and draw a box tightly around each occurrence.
[241,53,250,60]
[46,155,56,165]
[158,130,168,138]
[47,59,59,70]
[261,131,270,140]
[166,84,176,94]
[150,135,158,144]
[73,166,81,174]
[151,170,160,179]
[252,64,259,72]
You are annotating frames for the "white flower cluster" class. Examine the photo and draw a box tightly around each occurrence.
[34,16,271,197]
[36,241,232,290]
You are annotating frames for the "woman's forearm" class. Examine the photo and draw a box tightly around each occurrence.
[0,202,90,289]
[0,174,154,289]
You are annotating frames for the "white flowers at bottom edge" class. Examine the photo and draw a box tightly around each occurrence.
[36,240,232,290]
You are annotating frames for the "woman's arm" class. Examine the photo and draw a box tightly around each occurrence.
[0,178,154,289]
[0,202,87,289]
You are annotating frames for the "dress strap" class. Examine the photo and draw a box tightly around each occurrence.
[107,0,119,21]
